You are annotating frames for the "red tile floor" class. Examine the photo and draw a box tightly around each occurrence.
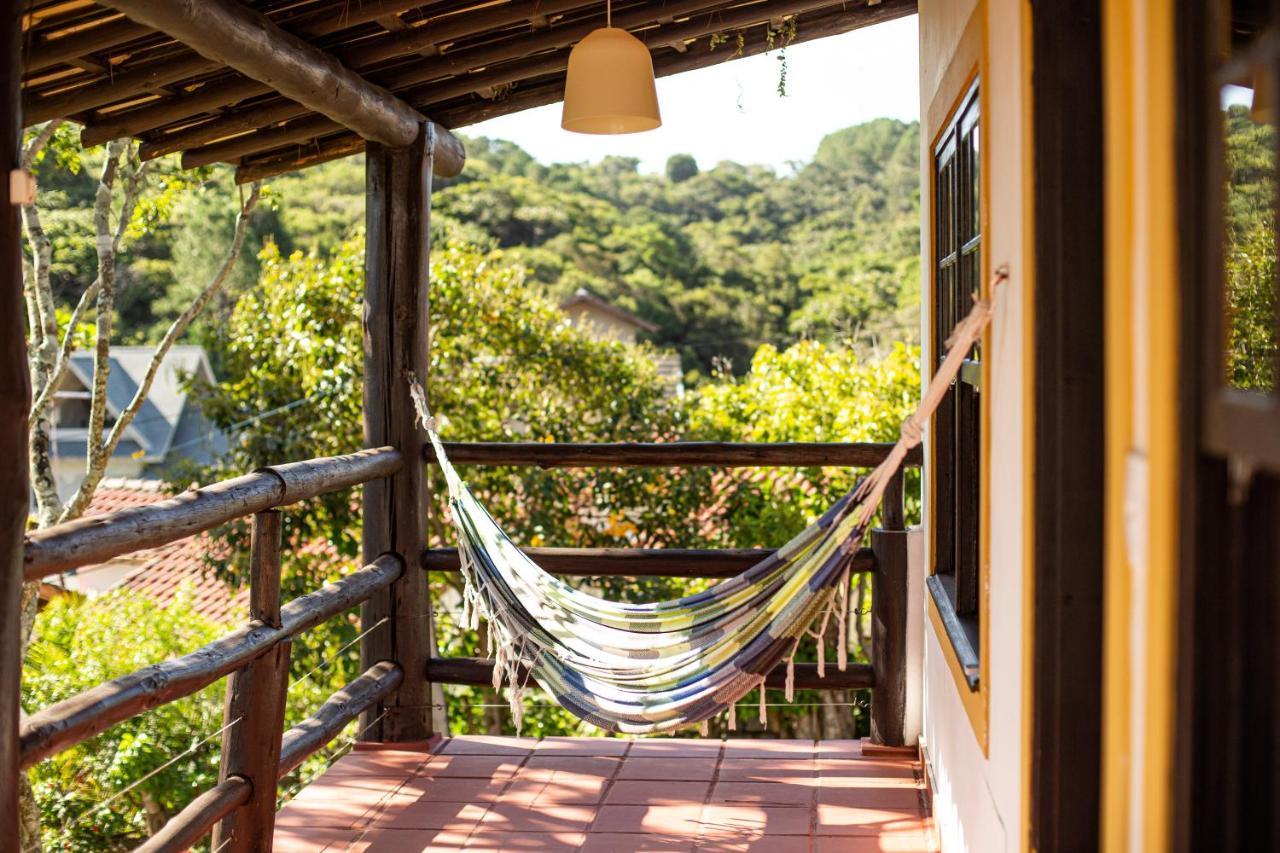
[274,736,938,852]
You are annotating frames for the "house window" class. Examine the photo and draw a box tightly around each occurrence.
[1198,1,1280,470]
[928,81,981,687]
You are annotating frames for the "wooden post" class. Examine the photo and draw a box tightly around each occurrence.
[359,123,436,743]
[883,467,906,531]
[0,2,29,846]
[212,511,289,852]
[870,527,909,746]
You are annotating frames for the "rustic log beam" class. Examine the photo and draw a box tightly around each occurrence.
[428,441,920,469]
[93,0,465,175]
[131,777,251,853]
[212,512,289,853]
[19,554,403,768]
[359,126,436,743]
[183,0,811,167]
[86,0,597,151]
[1,3,29,845]
[232,0,916,182]
[235,133,367,184]
[22,447,402,580]
[427,657,875,692]
[424,546,877,578]
[277,661,403,778]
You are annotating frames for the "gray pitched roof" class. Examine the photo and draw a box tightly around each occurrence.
[58,346,222,464]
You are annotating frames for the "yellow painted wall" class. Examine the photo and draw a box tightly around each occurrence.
[1101,2,1181,850]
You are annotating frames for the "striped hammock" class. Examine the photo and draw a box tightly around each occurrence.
[416,274,1001,734]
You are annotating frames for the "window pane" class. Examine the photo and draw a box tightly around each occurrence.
[1222,85,1279,391]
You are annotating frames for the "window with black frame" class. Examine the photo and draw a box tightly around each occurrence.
[1202,1,1280,463]
[928,81,981,688]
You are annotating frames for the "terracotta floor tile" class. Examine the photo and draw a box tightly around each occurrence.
[440,735,536,756]
[606,780,712,805]
[480,802,598,833]
[375,799,489,832]
[711,781,815,807]
[276,776,402,829]
[464,830,587,850]
[521,755,622,779]
[502,776,608,805]
[393,776,510,803]
[814,829,938,852]
[422,754,523,779]
[699,804,812,836]
[352,828,472,851]
[322,749,432,778]
[717,758,816,782]
[816,759,918,779]
[273,825,362,852]
[814,806,928,837]
[592,804,707,836]
[580,833,697,851]
[535,736,632,756]
[814,739,865,759]
[816,785,924,810]
[629,738,724,759]
[722,739,815,759]
[619,757,718,780]
[694,835,812,852]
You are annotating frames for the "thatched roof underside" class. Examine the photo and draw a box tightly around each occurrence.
[20,0,916,181]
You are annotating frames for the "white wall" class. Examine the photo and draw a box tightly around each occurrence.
[917,1,1031,850]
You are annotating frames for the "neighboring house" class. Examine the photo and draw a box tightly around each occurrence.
[560,289,683,392]
[50,345,228,499]
[55,478,247,625]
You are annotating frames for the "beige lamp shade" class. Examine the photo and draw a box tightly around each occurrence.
[562,27,661,134]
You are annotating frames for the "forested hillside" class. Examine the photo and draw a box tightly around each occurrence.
[28,118,921,377]
[428,117,921,373]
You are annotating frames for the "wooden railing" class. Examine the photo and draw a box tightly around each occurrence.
[18,448,406,853]
[15,439,917,851]
[423,440,917,747]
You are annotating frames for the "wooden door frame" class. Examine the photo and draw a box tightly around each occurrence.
[1028,0,1107,849]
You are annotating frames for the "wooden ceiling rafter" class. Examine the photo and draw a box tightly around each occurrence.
[19,0,917,181]
[233,0,915,183]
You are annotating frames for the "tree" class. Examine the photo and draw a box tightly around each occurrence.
[17,125,261,850]
[665,153,699,183]
[22,591,226,851]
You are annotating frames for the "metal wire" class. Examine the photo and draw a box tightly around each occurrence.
[288,617,387,693]
[26,715,242,853]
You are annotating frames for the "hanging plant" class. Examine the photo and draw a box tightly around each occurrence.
[769,18,799,97]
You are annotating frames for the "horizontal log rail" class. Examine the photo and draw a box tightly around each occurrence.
[132,776,251,853]
[277,661,404,778]
[132,660,404,853]
[23,447,402,581]
[424,546,877,579]
[429,441,922,469]
[426,657,875,692]
[19,554,402,768]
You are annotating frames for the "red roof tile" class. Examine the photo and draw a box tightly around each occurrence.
[81,478,246,625]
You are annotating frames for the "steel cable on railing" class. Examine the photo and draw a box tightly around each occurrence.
[23,715,243,853]
[287,616,388,694]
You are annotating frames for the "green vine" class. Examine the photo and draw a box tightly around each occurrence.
[769,18,798,97]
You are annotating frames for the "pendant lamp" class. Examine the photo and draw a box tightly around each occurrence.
[561,0,661,134]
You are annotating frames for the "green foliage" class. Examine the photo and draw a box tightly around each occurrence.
[425,119,922,374]
[665,153,700,183]
[22,591,226,851]
[1223,105,1278,390]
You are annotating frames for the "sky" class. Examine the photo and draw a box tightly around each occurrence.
[468,14,920,175]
